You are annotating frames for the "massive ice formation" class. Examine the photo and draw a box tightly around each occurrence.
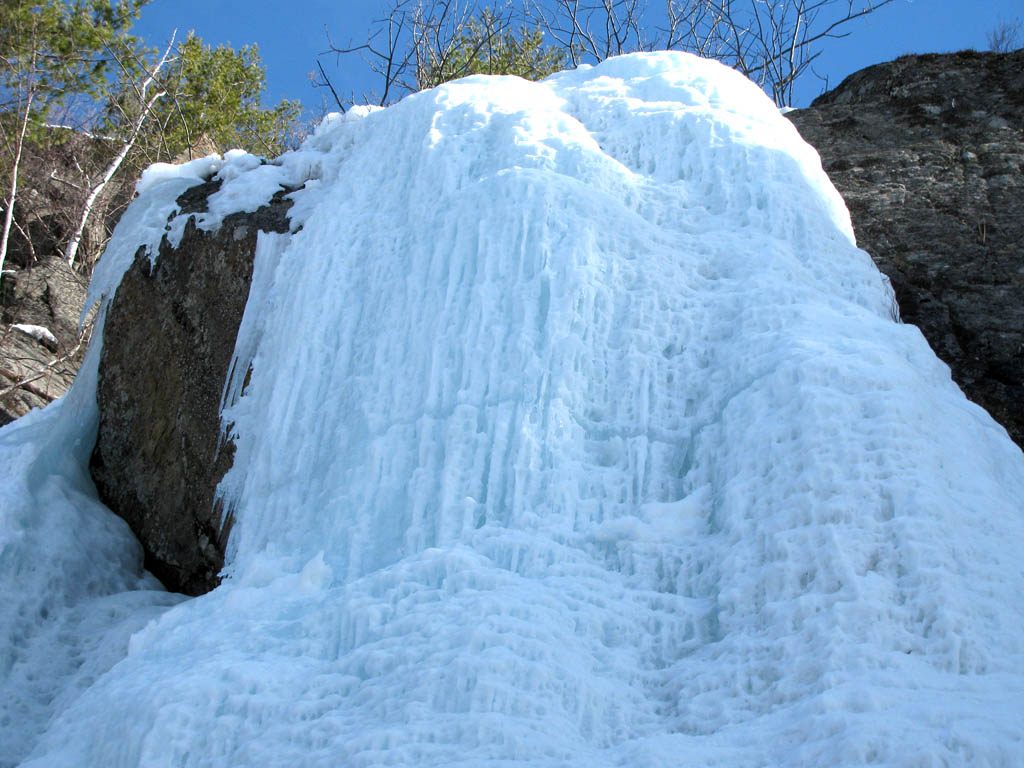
[2,52,1023,767]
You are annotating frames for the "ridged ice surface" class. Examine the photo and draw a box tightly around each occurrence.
[3,53,1024,767]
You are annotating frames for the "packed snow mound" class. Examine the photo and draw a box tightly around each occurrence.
[3,52,1024,767]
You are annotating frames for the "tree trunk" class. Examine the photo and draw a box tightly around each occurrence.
[65,88,164,269]
[66,32,176,269]
[0,87,33,276]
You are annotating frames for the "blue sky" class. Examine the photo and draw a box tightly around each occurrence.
[132,0,1022,111]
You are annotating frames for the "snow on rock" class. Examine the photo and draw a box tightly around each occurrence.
[10,324,58,351]
[2,51,1024,767]
[134,154,223,196]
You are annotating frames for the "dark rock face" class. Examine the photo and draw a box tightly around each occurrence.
[89,182,295,596]
[788,50,1024,449]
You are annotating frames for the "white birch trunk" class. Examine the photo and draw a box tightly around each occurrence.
[0,86,34,277]
[65,32,176,269]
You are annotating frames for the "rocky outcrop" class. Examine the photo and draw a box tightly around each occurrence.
[788,49,1024,449]
[1,255,91,425]
[0,128,138,425]
[89,180,296,596]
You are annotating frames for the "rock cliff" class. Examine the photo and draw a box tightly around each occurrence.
[787,49,1024,448]
[0,128,136,425]
[0,256,90,425]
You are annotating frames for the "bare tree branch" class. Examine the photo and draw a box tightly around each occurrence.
[524,0,895,105]
[986,16,1021,53]
[65,31,176,268]
[0,44,37,277]
[316,59,345,111]
[317,0,895,108]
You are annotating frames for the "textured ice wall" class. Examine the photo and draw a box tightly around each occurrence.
[7,52,1024,767]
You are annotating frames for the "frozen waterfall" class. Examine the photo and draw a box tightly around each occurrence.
[2,52,1023,767]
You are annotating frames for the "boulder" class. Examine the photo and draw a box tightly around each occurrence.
[89,180,295,595]
[787,49,1024,449]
